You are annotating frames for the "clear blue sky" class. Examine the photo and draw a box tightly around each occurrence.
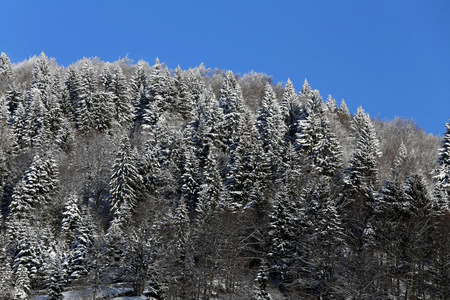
[1,0,449,135]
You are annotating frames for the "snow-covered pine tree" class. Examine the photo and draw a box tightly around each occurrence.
[131,60,150,124]
[173,66,193,119]
[64,66,82,122]
[254,262,272,300]
[225,114,271,210]
[180,127,201,212]
[197,143,225,214]
[338,99,351,122]
[14,263,31,300]
[281,79,301,145]
[110,65,133,127]
[295,179,344,298]
[344,110,381,192]
[296,88,342,178]
[326,94,338,113]
[218,71,245,151]
[0,52,13,95]
[45,246,64,300]
[0,233,14,298]
[255,83,286,180]
[108,136,143,230]
[434,121,450,211]
[191,88,226,163]
[147,58,174,112]
[267,185,298,291]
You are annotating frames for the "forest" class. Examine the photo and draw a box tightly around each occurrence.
[0,52,449,299]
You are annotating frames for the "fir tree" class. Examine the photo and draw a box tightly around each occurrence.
[254,263,272,300]
[218,71,245,150]
[131,60,150,123]
[173,66,193,119]
[109,136,143,230]
[255,83,286,179]
[14,264,31,300]
[225,114,271,209]
[110,65,133,127]
[344,111,381,191]
[297,89,342,178]
[0,52,13,95]
[280,79,302,145]
[435,121,450,210]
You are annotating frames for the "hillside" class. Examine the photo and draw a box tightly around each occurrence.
[0,52,449,299]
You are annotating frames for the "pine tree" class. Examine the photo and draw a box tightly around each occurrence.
[225,114,271,209]
[131,60,150,123]
[14,264,31,300]
[338,99,351,121]
[254,263,272,300]
[0,233,14,298]
[191,88,226,161]
[45,248,64,300]
[197,143,225,213]
[218,71,245,150]
[435,121,450,210]
[0,52,13,95]
[295,179,344,298]
[280,79,301,145]
[297,88,342,178]
[109,136,143,230]
[110,65,133,127]
[180,128,201,212]
[173,66,193,119]
[344,111,381,191]
[326,94,338,113]
[267,185,298,290]
[255,83,286,179]
[148,58,174,112]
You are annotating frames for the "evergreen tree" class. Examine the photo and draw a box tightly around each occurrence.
[45,248,64,300]
[180,128,201,212]
[14,264,31,300]
[0,233,14,298]
[326,94,338,113]
[267,185,298,290]
[131,60,150,124]
[0,52,13,95]
[218,71,245,150]
[344,111,381,191]
[297,88,342,178]
[435,121,450,210]
[280,79,301,145]
[255,83,286,179]
[197,143,225,213]
[295,179,344,298]
[225,114,271,209]
[110,65,133,127]
[254,263,272,300]
[173,66,193,119]
[109,136,143,229]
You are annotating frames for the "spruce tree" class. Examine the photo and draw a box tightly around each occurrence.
[109,136,143,230]
[344,111,381,191]
[218,71,245,150]
[435,121,450,210]
[255,83,286,179]
[281,79,301,145]
[297,89,342,178]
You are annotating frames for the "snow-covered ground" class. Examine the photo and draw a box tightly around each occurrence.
[34,285,150,300]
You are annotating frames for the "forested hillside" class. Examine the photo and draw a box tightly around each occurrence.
[0,52,449,299]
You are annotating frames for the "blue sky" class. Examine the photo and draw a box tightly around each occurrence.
[1,0,449,135]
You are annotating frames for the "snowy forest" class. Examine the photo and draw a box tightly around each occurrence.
[0,52,449,300]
